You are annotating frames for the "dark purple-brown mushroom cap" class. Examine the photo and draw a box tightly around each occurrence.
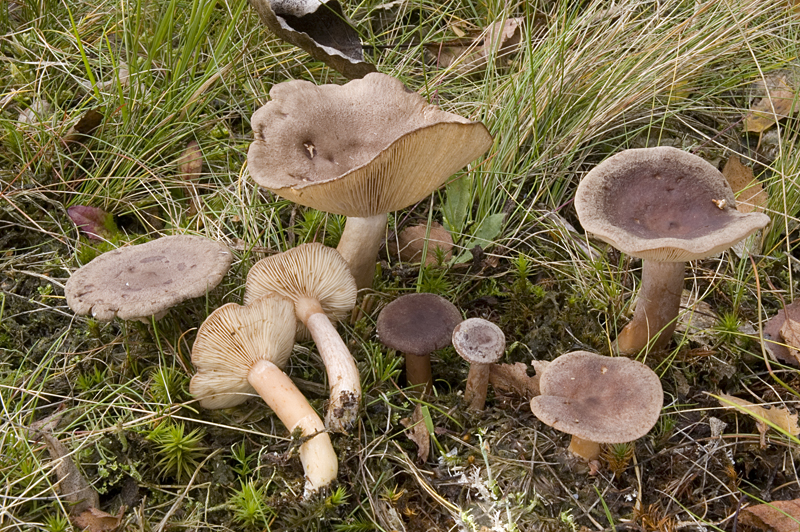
[377,293,462,356]
[575,146,770,262]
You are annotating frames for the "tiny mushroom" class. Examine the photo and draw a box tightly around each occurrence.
[244,243,359,432]
[452,318,506,410]
[376,293,462,396]
[190,294,337,493]
[575,147,771,354]
[65,235,232,322]
[530,351,663,462]
[248,72,493,289]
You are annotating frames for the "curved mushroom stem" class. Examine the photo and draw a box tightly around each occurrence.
[296,297,361,432]
[568,435,601,461]
[248,359,338,493]
[404,353,432,397]
[337,213,388,290]
[464,363,491,410]
[617,260,685,355]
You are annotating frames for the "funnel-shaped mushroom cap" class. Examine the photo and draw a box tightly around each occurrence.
[247,72,493,217]
[377,293,462,356]
[190,295,297,409]
[575,147,771,262]
[530,351,663,444]
[244,243,357,339]
[65,235,233,321]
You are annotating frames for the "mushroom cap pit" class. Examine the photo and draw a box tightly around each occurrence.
[575,146,771,262]
[244,243,357,340]
[247,72,493,217]
[452,318,505,364]
[65,235,233,321]
[530,351,663,444]
[377,293,462,356]
[190,295,297,409]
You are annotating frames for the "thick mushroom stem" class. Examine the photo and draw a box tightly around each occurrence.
[296,297,361,432]
[248,359,337,493]
[336,213,388,290]
[568,435,601,462]
[464,363,492,411]
[404,353,432,397]
[617,260,685,355]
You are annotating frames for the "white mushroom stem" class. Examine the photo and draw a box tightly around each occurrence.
[336,213,388,290]
[247,359,337,493]
[617,260,685,355]
[296,296,361,432]
[568,435,602,462]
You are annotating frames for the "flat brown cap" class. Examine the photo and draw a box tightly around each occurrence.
[244,243,357,339]
[377,293,462,356]
[530,351,663,444]
[575,147,771,262]
[190,295,297,409]
[65,235,233,321]
[247,73,493,217]
[452,318,505,364]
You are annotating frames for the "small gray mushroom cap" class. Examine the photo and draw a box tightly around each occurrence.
[452,318,505,364]
[530,351,663,444]
[247,72,493,217]
[575,146,771,262]
[190,295,297,409]
[243,243,357,340]
[65,235,233,321]
[377,293,462,356]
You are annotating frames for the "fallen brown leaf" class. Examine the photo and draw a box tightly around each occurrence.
[779,317,800,364]
[717,393,800,440]
[39,433,99,514]
[428,17,524,73]
[741,498,800,532]
[72,506,124,532]
[488,362,540,400]
[722,156,768,213]
[400,404,430,463]
[744,73,799,133]
[762,300,800,367]
[62,109,103,149]
[177,140,203,181]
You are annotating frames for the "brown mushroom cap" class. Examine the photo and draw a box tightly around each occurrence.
[65,235,233,321]
[575,147,771,262]
[377,293,462,356]
[452,318,505,364]
[247,72,493,217]
[190,295,297,409]
[243,243,357,340]
[530,351,663,444]
[394,222,454,265]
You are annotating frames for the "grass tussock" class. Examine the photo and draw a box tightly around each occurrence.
[1,0,799,530]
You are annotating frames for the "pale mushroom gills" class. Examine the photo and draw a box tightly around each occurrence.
[247,72,493,289]
[575,147,770,354]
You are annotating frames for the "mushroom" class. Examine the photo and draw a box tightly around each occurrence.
[247,72,493,289]
[574,147,771,354]
[452,318,506,410]
[393,222,454,265]
[376,293,462,396]
[190,294,337,493]
[243,243,359,432]
[65,235,232,322]
[529,350,663,462]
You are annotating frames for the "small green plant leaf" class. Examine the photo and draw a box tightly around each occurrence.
[67,206,119,241]
[442,175,472,235]
[455,213,505,263]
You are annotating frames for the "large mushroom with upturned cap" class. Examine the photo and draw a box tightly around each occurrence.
[190,294,337,494]
[377,293,462,396]
[575,147,771,354]
[65,235,232,322]
[244,243,359,432]
[247,72,493,289]
[530,351,663,462]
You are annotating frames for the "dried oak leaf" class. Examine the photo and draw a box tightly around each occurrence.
[488,362,540,399]
[779,317,800,363]
[247,0,375,79]
[741,499,800,532]
[762,300,800,367]
[72,506,124,532]
[722,156,768,214]
[744,72,799,133]
[717,393,800,440]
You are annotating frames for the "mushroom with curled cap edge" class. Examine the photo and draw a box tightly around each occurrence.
[243,243,359,433]
[452,318,506,410]
[529,351,663,462]
[376,293,462,396]
[190,294,337,494]
[247,72,493,289]
[65,235,232,322]
[574,147,771,355]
